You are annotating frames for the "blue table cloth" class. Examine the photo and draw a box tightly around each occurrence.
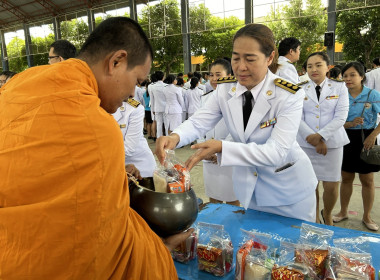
[175,203,380,280]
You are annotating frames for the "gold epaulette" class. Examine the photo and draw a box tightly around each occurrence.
[329,77,344,82]
[127,98,140,108]
[297,80,309,86]
[274,78,300,94]
[217,76,237,84]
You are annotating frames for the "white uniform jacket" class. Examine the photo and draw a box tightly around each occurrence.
[150,80,166,113]
[164,84,185,114]
[297,79,350,149]
[173,70,317,209]
[134,86,144,104]
[276,56,300,84]
[365,68,380,92]
[112,100,156,177]
[186,87,204,114]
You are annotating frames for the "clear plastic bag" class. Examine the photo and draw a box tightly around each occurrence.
[153,149,190,193]
[197,222,234,277]
[235,229,274,280]
[172,228,198,263]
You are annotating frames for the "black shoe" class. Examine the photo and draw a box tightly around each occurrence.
[153,137,157,142]
[148,136,153,140]
[143,129,147,135]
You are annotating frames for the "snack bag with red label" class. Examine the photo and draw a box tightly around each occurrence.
[153,149,190,193]
[271,241,309,280]
[295,223,334,279]
[172,227,198,263]
[235,229,274,280]
[197,222,234,277]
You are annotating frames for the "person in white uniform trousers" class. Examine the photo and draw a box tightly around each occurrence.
[186,77,204,118]
[150,71,167,138]
[156,24,318,222]
[297,52,349,225]
[275,37,301,84]
[163,74,185,134]
[113,98,156,178]
[199,58,240,206]
[147,74,157,141]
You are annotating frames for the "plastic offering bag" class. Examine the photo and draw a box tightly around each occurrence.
[235,229,274,280]
[172,228,198,263]
[153,149,190,193]
[197,222,234,277]
[295,223,334,279]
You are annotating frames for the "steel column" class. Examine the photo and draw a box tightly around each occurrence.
[87,9,95,33]
[53,17,61,40]
[0,30,9,71]
[129,0,138,22]
[327,0,336,64]
[181,0,191,74]
[245,0,254,24]
[23,23,34,68]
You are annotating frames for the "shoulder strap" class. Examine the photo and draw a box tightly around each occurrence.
[361,89,373,143]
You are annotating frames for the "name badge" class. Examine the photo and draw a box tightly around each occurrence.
[260,118,277,129]
[120,124,126,128]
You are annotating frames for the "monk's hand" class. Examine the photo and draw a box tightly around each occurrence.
[203,154,217,164]
[363,134,376,150]
[125,164,142,180]
[162,228,194,252]
[185,139,222,170]
[306,133,322,147]
[155,134,180,165]
[315,140,327,156]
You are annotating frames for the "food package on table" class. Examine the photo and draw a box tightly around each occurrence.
[294,223,334,279]
[197,222,234,277]
[153,149,190,193]
[271,241,309,280]
[172,228,198,263]
[235,229,274,280]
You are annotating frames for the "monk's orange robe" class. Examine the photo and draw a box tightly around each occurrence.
[0,59,177,279]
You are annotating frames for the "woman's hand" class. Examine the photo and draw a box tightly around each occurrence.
[155,134,180,165]
[306,133,322,147]
[363,134,377,150]
[162,228,194,252]
[125,164,142,180]
[351,117,364,128]
[185,139,222,170]
[315,140,327,155]
[203,154,218,164]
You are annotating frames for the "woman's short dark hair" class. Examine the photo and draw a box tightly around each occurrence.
[342,61,367,84]
[176,78,184,86]
[307,52,330,66]
[210,59,232,75]
[233,24,278,73]
[328,67,341,79]
[190,77,199,90]
[164,74,176,84]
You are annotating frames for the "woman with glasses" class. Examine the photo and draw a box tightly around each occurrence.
[333,61,380,231]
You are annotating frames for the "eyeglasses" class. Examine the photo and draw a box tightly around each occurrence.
[48,56,59,60]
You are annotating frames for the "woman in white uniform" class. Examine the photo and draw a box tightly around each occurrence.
[200,59,239,206]
[113,98,156,178]
[186,77,203,118]
[297,52,349,225]
[156,24,318,222]
[164,75,185,134]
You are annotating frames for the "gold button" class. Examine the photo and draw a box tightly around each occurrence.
[316,126,319,129]
[120,124,126,128]
[266,90,272,96]
[253,172,258,177]
[316,105,319,108]
[316,116,319,118]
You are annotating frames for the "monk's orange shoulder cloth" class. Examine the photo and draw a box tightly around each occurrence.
[0,59,177,280]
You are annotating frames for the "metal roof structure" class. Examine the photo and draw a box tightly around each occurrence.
[0,0,147,30]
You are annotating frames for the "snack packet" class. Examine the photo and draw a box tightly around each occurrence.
[172,228,198,263]
[295,223,334,279]
[197,222,234,276]
[153,149,190,193]
[235,229,274,280]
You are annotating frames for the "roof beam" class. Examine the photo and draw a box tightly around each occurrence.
[34,0,61,16]
[0,0,30,22]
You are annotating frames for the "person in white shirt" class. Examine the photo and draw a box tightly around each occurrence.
[164,74,185,134]
[194,72,206,93]
[186,77,204,118]
[276,37,301,84]
[150,71,167,138]
[184,72,193,89]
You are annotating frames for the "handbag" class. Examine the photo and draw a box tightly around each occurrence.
[358,90,380,165]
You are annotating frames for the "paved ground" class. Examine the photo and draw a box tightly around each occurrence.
[146,136,380,234]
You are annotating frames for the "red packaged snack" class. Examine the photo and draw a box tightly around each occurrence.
[197,222,234,276]
[271,266,305,280]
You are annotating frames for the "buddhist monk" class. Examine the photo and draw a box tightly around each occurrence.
[0,17,191,279]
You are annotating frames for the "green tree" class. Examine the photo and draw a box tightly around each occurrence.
[59,19,89,51]
[30,34,55,66]
[336,0,380,68]
[266,0,327,69]
[6,37,28,72]
[139,0,183,75]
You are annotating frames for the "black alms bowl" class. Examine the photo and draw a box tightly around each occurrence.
[129,177,198,237]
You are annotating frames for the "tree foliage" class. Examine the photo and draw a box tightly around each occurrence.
[6,37,28,72]
[265,0,327,69]
[336,0,380,68]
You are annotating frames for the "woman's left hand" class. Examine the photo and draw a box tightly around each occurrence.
[363,134,377,150]
[185,139,222,170]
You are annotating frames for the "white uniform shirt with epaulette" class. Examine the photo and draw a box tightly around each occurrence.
[172,70,317,220]
[365,67,380,92]
[297,78,349,149]
[112,99,156,177]
[150,80,166,113]
[164,84,185,114]
[186,87,204,114]
[276,56,300,84]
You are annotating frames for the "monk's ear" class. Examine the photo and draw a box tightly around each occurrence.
[107,50,128,75]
